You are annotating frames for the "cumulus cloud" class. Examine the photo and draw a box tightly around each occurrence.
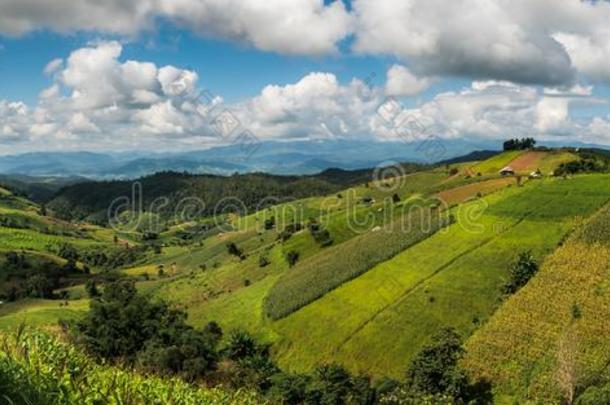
[238,72,382,139]
[554,31,610,83]
[352,0,610,85]
[6,0,610,84]
[372,80,608,144]
[0,0,352,56]
[0,41,216,150]
[0,0,154,36]
[0,100,30,142]
[2,41,610,152]
[385,64,431,96]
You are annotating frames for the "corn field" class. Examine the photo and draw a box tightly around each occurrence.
[0,327,263,405]
[264,205,452,320]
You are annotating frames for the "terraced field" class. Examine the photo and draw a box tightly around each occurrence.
[470,150,523,175]
[1,150,604,403]
[463,198,610,402]
[271,175,610,377]
[436,177,516,205]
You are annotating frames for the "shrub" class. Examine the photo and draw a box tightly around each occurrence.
[85,279,100,298]
[25,275,53,298]
[503,251,539,294]
[406,328,468,398]
[286,250,299,267]
[259,255,270,268]
[226,242,245,260]
[264,216,275,230]
[224,330,259,361]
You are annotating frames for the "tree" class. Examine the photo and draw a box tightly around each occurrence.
[225,330,259,361]
[58,243,79,261]
[85,279,100,298]
[259,255,270,267]
[308,364,354,404]
[406,327,469,398]
[268,373,311,404]
[202,321,223,346]
[503,251,539,294]
[503,137,537,151]
[286,250,299,267]
[76,281,221,379]
[264,216,275,230]
[227,242,245,260]
[25,275,53,298]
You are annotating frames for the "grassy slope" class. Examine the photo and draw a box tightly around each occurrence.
[463,200,610,402]
[0,299,89,330]
[470,151,524,175]
[271,175,610,378]
[0,151,585,383]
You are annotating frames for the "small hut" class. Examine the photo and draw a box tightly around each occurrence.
[499,166,515,176]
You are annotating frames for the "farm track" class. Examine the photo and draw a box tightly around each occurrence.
[332,213,530,353]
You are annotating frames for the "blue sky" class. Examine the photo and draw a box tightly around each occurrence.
[1,0,610,154]
[0,29,394,105]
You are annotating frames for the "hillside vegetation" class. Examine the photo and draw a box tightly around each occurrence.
[271,175,610,377]
[0,328,261,404]
[463,201,610,403]
[3,147,610,403]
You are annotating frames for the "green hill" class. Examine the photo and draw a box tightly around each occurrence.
[2,148,610,403]
[463,200,610,403]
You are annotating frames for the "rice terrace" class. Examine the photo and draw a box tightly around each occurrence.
[3,1,610,403]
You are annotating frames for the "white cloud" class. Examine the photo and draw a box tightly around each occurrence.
[158,66,198,97]
[68,112,99,133]
[385,64,431,96]
[535,97,570,133]
[352,0,610,85]
[2,42,610,152]
[239,72,382,139]
[0,41,213,150]
[43,58,63,75]
[554,31,610,83]
[0,0,352,56]
[6,0,610,84]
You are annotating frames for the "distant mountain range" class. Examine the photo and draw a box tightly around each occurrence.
[0,139,501,179]
[1,138,607,181]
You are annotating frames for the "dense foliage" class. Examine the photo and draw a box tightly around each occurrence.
[47,166,422,223]
[0,252,82,300]
[502,137,536,151]
[76,281,222,380]
[502,251,539,294]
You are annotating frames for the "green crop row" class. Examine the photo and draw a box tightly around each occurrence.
[263,204,452,320]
